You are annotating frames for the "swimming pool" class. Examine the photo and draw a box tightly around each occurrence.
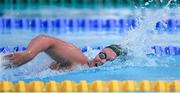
[0,6,180,86]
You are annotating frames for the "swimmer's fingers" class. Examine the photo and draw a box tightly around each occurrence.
[4,65,18,69]
[55,63,61,70]
[49,62,57,69]
[9,59,17,65]
[49,62,61,70]
[8,59,24,68]
[2,63,18,69]
[3,54,13,59]
[51,61,57,66]
[3,64,12,69]
[3,53,15,60]
[2,54,18,69]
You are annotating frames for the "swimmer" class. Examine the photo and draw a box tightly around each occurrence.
[3,35,127,70]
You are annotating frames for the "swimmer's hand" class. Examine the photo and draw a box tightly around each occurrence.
[49,61,71,70]
[2,63,17,69]
[3,51,33,68]
[49,62,61,70]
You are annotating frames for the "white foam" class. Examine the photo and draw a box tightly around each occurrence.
[0,53,12,70]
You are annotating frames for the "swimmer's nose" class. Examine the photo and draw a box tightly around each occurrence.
[94,56,101,62]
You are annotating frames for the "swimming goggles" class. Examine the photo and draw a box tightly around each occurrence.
[98,52,114,61]
[98,52,107,60]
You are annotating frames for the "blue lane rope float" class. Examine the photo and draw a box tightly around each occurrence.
[0,46,27,53]
[0,18,135,31]
[0,18,179,33]
[151,46,180,56]
[1,46,180,56]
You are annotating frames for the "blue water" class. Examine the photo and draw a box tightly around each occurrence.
[0,7,180,83]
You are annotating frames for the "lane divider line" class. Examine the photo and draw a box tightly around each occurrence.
[0,80,180,92]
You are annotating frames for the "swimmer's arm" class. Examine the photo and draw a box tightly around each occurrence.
[26,35,65,59]
[3,35,66,68]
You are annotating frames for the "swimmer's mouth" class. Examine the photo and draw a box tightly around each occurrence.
[95,62,104,67]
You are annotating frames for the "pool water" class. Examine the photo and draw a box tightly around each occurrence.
[0,7,180,83]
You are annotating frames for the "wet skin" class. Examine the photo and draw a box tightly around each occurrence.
[4,35,117,70]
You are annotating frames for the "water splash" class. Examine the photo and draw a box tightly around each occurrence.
[115,1,180,67]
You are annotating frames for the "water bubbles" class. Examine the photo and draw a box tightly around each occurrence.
[160,0,163,3]
[145,2,150,6]
[149,0,154,2]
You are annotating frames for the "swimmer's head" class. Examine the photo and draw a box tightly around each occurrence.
[88,44,127,67]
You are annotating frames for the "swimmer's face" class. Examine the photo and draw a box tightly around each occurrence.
[89,48,117,67]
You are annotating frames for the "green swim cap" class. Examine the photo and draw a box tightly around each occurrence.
[106,44,127,57]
